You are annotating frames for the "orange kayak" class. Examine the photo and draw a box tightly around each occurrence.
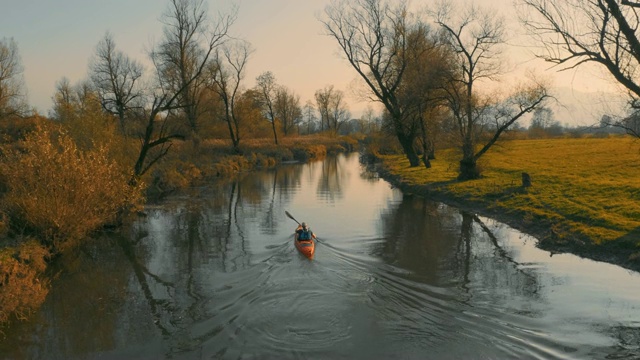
[294,227,316,259]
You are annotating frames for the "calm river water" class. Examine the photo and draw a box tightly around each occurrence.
[2,152,640,359]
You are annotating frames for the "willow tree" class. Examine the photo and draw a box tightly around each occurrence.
[397,24,454,168]
[517,0,640,138]
[322,0,423,166]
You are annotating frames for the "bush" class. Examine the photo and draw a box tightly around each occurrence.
[240,144,294,162]
[290,145,327,161]
[0,126,142,253]
[148,161,203,195]
[0,238,50,327]
[246,152,277,168]
[198,155,253,179]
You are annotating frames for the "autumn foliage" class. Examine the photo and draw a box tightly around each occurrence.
[0,239,49,327]
[0,125,142,253]
[0,123,143,326]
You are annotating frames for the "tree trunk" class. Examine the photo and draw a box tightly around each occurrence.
[427,142,436,160]
[224,110,239,151]
[422,137,435,168]
[421,152,432,168]
[271,121,279,145]
[397,133,420,167]
[419,113,433,168]
[458,136,480,180]
[458,156,480,180]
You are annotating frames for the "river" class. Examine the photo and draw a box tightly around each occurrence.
[2,152,639,359]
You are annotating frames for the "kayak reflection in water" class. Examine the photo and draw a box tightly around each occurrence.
[296,222,316,241]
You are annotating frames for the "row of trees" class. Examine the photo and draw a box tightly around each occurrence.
[322,0,551,179]
[4,0,640,182]
[322,0,640,179]
[0,0,360,183]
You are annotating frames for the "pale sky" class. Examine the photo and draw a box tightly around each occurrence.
[0,0,625,124]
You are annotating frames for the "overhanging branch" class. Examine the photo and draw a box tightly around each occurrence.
[621,0,640,8]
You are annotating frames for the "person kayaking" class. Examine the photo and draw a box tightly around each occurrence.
[296,222,316,241]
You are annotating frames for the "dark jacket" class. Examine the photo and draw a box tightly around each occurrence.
[296,227,314,240]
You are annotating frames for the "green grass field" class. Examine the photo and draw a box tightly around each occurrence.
[379,136,640,254]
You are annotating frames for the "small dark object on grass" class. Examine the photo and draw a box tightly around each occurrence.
[522,172,532,188]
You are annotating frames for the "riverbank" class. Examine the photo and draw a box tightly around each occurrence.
[144,135,358,198]
[0,126,358,329]
[369,136,640,273]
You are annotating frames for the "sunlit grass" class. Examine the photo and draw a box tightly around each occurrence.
[380,136,640,246]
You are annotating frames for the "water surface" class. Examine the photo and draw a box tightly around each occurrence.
[2,153,639,359]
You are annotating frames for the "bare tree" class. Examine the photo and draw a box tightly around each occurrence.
[152,0,236,135]
[51,78,101,121]
[132,97,185,180]
[314,85,332,132]
[0,37,29,119]
[274,86,302,136]
[132,0,235,181]
[361,106,377,134]
[206,39,252,151]
[89,32,144,133]
[51,77,74,121]
[517,0,640,138]
[328,89,350,133]
[433,2,550,179]
[321,0,423,166]
[530,106,555,129]
[314,85,350,134]
[302,100,317,134]
[50,78,118,150]
[255,71,280,144]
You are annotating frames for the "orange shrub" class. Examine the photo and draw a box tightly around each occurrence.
[0,126,142,253]
[0,238,50,327]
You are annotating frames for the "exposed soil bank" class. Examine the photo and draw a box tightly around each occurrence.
[369,158,640,274]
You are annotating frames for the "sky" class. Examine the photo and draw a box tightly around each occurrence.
[0,0,626,125]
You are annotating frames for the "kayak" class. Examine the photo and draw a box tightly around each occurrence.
[294,226,315,259]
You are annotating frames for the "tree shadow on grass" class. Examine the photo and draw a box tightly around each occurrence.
[612,227,640,250]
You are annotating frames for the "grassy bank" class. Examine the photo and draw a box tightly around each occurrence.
[375,136,640,272]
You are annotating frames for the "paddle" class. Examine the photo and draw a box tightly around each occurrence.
[285,210,318,241]
[285,210,301,226]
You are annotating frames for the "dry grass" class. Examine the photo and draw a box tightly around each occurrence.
[380,136,640,247]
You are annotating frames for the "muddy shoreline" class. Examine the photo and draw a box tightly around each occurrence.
[371,161,640,274]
